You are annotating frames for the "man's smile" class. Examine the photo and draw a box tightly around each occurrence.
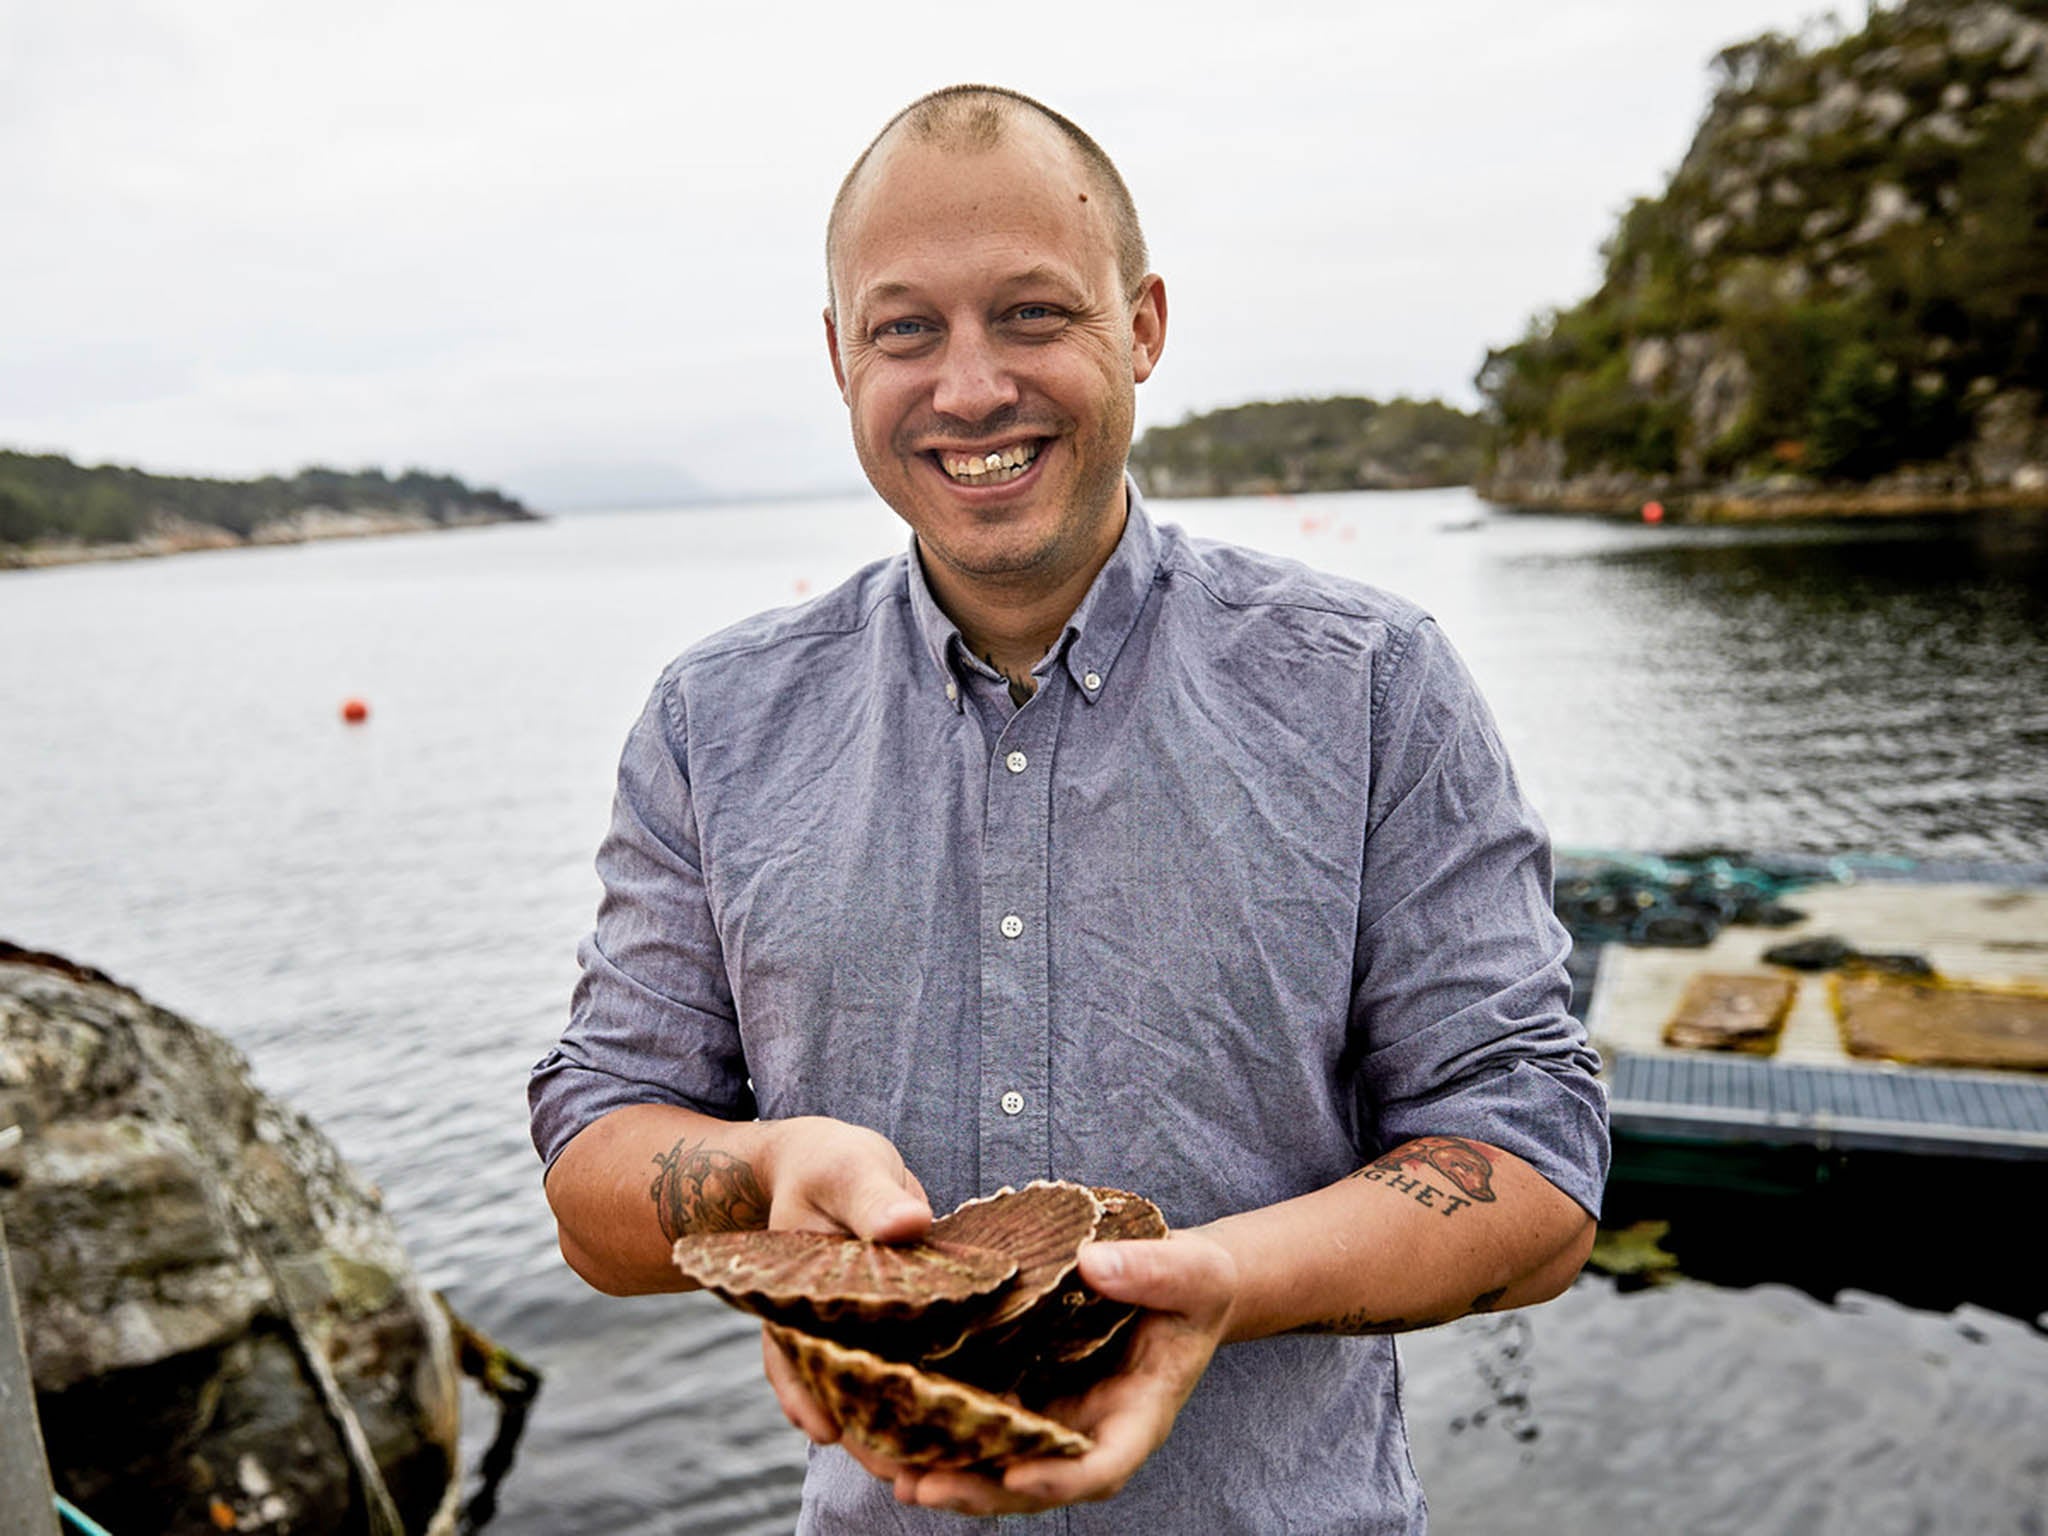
[927,437,1046,487]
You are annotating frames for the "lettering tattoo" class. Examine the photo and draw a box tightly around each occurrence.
[649,1137,769,1242]
[1295,1148,1511,1336]
[1346,1135,1499,1217]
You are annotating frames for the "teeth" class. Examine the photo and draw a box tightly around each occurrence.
[940,441,1040,483]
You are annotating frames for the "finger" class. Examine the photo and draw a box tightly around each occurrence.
[835,1432,911,1488]
[903,1466,1050,1517]
[761,1329,838,1444]
[999,1378,1164,1506]
[829,1163,932,1244]
[1001,1444,1135,1509]
[1077,1235,1235,1321]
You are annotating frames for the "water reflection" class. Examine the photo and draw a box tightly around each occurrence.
[1469,514,2048,863]
[3,495,2046,1534]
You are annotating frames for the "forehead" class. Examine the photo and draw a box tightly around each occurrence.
[834,121,1116,310]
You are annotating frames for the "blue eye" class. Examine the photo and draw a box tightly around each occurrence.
[879,319,925,337]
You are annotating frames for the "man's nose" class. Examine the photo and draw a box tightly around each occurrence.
[930,326,1019,422]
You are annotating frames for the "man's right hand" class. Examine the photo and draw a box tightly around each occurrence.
[759,1116,932,1243]
[747,1117,932,1451]
[543,1104,930,1295]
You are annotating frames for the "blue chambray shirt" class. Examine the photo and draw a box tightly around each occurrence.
[530,484,1608,1535]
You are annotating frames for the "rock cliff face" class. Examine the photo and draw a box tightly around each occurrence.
[0,945,458,1535]
[1479,0,2048,516]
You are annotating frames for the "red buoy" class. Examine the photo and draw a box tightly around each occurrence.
[341,698,370,724]
[1642,500,1666,524]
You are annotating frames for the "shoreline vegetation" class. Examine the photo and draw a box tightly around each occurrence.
[1145,0,2048,523]
[13,6,2048,548]
[1475,0,2048,520]
[0,450,537,572]
[1130,395,1487,498]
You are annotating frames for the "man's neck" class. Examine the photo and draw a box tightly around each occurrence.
[922,504,1129,698]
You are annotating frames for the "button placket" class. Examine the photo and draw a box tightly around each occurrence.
[976,686,1059,1189]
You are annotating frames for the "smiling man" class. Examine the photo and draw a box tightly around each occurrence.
[825,98,1165,707]
[531,85,1608,1533]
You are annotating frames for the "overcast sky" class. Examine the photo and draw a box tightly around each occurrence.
[1,0,1846,507]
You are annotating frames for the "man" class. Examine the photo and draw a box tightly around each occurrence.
[531,84,1607,1532]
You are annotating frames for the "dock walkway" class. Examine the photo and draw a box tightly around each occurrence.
[1587,878,2048,1161]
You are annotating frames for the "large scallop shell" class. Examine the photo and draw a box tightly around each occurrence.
[765,1323,1092,1470]
[1036,1188,1169,1366]
[674,1180,1167,1468]
[948,1188,1170,1401]
[671,1229,1017,1345]
[926,1181,1105,1333]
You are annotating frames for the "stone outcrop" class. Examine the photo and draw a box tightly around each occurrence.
[0,944,459,1535]
[1478,0,2048,518]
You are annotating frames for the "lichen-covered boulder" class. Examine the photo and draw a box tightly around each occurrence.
[0,945,459,1535]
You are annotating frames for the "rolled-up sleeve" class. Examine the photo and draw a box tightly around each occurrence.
[528,668,754,1172]
[1350,619,1609,1216]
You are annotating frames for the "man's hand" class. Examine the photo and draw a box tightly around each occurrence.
[547,1104,931,1295]
[761,1116,932,1242]
[834,1231,1238,1517]
[754,1116,933,1441]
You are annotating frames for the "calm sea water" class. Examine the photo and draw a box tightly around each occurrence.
[4,490,2046,1533]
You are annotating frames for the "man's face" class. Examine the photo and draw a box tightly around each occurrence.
[827,121,1165,602]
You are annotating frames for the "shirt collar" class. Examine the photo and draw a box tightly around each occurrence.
[904,474,1163,712]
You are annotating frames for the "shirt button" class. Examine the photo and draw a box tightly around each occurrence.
[1000,1090,1025,1116]
[999,913,1024,939]
[1083,670,1103,691]
[945,681,958,702]
[1005,750,1028,774]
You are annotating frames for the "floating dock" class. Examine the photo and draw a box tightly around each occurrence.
[1588,878,2048,1161]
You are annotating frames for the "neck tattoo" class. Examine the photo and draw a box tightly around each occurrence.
[983,650,1035,708]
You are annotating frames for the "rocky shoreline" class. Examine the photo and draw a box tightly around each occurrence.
[1479,479,2048,520]
[0,942,462,1534]
[1,505,533,572]
[1474,1,2048,525]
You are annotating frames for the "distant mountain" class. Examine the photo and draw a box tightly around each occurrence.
[501,460,711,512]
[1478,0,2048,517]
[1130,396,1488,498]
[0,451,537,568]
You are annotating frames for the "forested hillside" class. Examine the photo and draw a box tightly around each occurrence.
[1131,396,1486,497]
[1479,0,2048,514]
[1,452,535,565]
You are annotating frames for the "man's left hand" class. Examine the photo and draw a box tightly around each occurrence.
[881,1230,1238,1517]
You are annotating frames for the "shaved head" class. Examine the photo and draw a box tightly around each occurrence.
[826,84,1149,313]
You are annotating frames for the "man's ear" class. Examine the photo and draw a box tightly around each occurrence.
[1130,275,1167,384]
[825,307,850,403]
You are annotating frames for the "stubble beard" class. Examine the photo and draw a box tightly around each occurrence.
[861,403,1134,592]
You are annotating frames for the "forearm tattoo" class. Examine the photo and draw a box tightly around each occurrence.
[1345,1135,1499,1217]
[649,1137,769,1242]
[1295,1287,1510,1338]
[1294,1141,1509,1336]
